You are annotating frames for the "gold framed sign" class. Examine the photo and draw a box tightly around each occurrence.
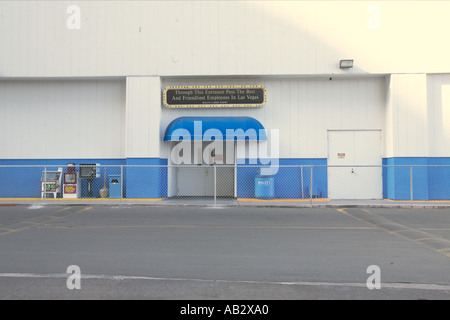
[163,85,266,108]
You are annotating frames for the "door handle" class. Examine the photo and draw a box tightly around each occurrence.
[351,168,355,174]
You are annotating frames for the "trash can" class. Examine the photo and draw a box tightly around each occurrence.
[109,175,121,199]
[255,175,274,199]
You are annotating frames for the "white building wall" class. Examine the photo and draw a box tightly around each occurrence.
[1,1,450,77]
[126,77,161,158]
[0,79,126,159]
[427,74,450,157]
[160,76,386,159]
[2,75,441,162]
[385,74,428,158]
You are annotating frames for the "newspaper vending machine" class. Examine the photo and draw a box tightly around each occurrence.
[63,163,80,198]
[41,169,63,198]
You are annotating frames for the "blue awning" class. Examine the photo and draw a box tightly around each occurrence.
[164,116,267,141]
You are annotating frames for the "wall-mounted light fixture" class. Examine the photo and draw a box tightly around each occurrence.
[339,60,354,69]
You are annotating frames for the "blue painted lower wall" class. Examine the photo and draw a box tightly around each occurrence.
[1,157,449,200]
[0,158,168,199]
[427,158,450,200]
[383,157,450,200]
[125,158,168,198]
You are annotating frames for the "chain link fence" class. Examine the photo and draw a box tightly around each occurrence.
[0,164,449,206]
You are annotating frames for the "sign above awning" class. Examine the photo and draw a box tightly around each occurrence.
[163,86,266,108]
[164,117,267,141]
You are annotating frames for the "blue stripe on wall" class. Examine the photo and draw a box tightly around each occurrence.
[2,157,449,200]
[0,158,168,198]
[125,158,168,198]
[0,159,125,198]
[427,158,450,200]
[383,157,450,200]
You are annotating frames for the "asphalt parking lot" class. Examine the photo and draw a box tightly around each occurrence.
[0,204,449,300]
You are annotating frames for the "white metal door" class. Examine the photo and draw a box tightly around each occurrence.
[353,131,382,199]
[328,131,356,199]
[328,130,382,199]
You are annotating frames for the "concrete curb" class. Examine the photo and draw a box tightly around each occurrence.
[1,199,450,209]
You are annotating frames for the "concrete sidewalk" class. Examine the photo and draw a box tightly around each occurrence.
[238,199,450,209]
[1,197,450,208]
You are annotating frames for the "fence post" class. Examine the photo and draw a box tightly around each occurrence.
[310,166,313,207]
[214,164,217,207]
[301,166,304,199]
[410,165,413,206]
[120,165,123,202]
[44,166,47,203]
